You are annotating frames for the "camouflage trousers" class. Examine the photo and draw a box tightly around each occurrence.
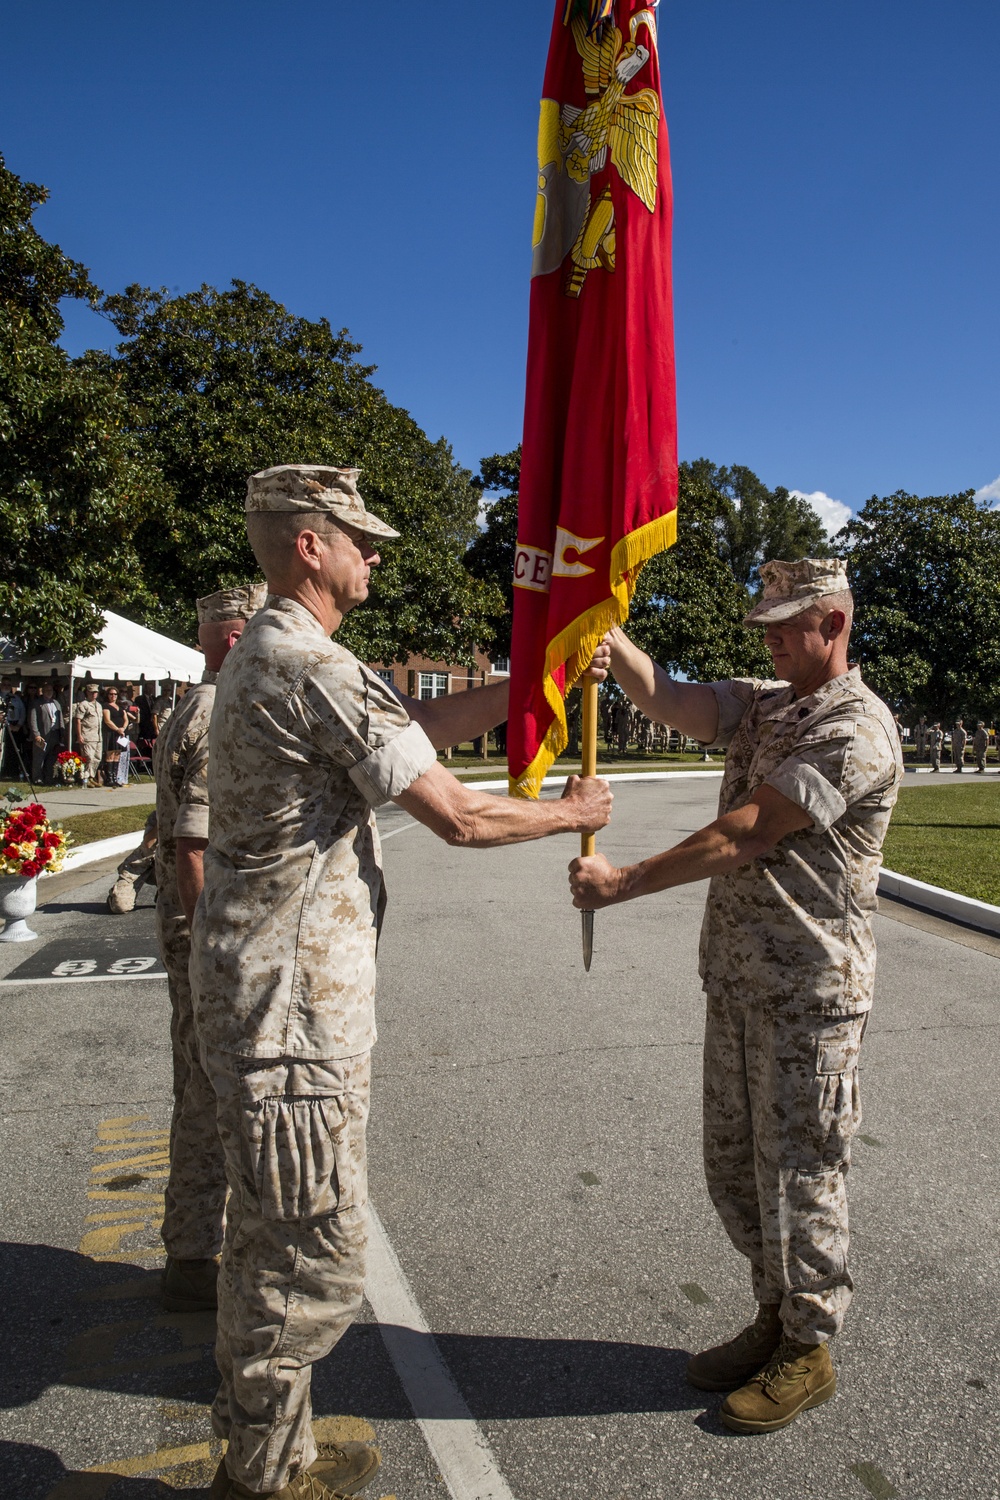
[199,1046,370,1493]
[158,912,228,1260]
[78,737,101,781]
[702,987,864,1344]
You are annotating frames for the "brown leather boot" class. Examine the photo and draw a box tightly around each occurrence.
[719,1335,836,1433]
[210,1443,381,1500]
[161,1256,219,1312]
[686,1303,782,1391]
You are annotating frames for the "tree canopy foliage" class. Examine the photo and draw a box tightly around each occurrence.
[466,447,521,659]
[0,154,159,654]
[628,460,830,679]
[0,154,499,661]
[92,281,501,660]
[468,453,830,681]
[838,490,1000,721]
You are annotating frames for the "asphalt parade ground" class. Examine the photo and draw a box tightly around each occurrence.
[1,780,998,1500]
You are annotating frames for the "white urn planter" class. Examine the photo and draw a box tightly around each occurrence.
[0,875,39,942]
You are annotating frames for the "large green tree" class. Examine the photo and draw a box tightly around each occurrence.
[96,281,501,659]
[0,156,158,654]
[466,447,521,658]
[467,453,829,680]
[839,489,1000,721]
[628,460,829,679]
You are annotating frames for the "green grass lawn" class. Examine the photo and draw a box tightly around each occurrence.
[884,784,1000,903]
[58,803,155,847]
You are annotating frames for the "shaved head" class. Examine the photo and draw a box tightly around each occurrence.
[198,616,246,671]
[246,510,338,580]
[812,589,854,630]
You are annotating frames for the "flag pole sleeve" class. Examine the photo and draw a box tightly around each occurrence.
[581,678,598,857]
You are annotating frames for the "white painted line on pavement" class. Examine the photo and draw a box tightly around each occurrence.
[366,1205,517,1500]
[378,821,417,840]
[0,972,167,987]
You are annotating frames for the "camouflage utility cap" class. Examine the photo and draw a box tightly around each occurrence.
[744,559,851,626]
[246,464,399,541]
[196,584,268,625]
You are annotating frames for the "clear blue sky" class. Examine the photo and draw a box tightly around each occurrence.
[3,0,998,530]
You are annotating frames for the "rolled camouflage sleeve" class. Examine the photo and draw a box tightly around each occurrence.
[173,728,210,841]
[706,679,760,748]
[765,715,899,833]
[301,660,436,808]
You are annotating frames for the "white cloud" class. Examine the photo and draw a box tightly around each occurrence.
[974,475,1000,505]
[790,489,852,538]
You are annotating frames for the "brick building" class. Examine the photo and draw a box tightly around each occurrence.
[367,650,510,700]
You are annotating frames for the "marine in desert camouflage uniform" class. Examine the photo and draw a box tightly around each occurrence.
[951,718,968,771]
[973,721,989,773]
[928,722,944,771]
[156,583,266,1314]
[107,809,158,914]
[190,464,612,1500]
[571,559,902,1435]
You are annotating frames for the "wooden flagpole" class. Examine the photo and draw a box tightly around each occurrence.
[580,676,598,970]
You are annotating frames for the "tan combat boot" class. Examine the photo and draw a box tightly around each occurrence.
[719,1334,836,1433]
[161,1256,219,1313]
[210,1443,381,1500]
[686,1302,782,1391]
[107,876,138,914]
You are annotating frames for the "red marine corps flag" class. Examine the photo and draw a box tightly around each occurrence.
[508,0,678,799]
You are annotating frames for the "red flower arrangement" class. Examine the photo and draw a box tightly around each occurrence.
[0,799,70,879]
[55,749,86,783]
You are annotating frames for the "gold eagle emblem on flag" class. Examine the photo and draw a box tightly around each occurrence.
[532,8,660,296]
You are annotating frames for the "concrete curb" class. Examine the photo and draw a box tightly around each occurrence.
[59,832,139,873]
[878,868,1000,935]
[456,769,725,791]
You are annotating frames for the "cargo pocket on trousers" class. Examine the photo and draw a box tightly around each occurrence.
[244,1094,354,1221]
[814,1015,864,1165]
[779,1166,848,1285]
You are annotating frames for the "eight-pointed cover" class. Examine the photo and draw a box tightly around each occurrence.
[508,0,678,796]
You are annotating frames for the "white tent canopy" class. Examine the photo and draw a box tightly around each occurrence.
[14,609,204,684]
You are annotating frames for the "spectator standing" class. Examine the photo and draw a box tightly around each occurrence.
[914,715,928,761]
[153,686,175,737]
[951,718,968,772]
[973,721,989,773]
[101,688,130,788]
[73,685,104,784]
[29,683,63,784]
[928,722,944,772]
[3,682,27,777]
[136,685,157,754]
[615,698,632,755]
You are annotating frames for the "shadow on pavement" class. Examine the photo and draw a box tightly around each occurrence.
[1,1440,209,1499]
[39,901,119,917]
[1,1242,697,1421]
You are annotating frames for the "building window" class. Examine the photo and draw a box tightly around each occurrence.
[418,672,449,700]
[491,657,510,675]
[374,669,394,685]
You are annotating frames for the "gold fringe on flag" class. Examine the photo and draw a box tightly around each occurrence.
[509,508,677,798]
